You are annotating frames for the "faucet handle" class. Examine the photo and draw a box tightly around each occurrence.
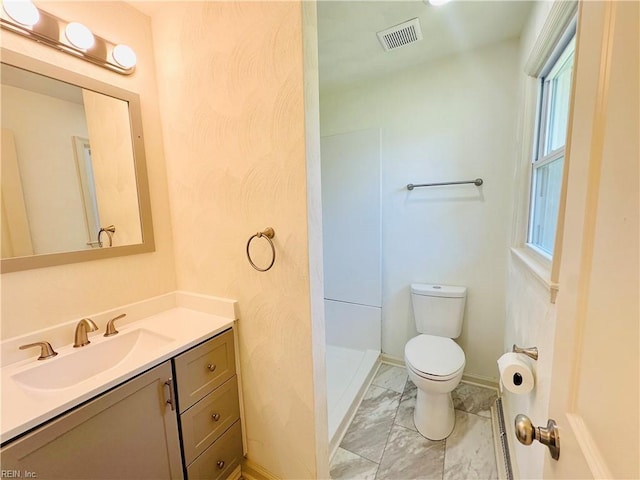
[104,313,126,337]
[19,341,58,360]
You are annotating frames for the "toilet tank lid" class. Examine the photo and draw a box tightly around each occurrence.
[411,284,466,298]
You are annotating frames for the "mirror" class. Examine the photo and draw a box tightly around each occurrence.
[0,50,154,273]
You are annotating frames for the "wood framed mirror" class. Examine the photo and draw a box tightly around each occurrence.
[1,49,154,273]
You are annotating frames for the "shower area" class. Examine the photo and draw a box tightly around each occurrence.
[321,128,382,451]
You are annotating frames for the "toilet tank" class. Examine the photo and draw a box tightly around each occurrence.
[411,283,466,338]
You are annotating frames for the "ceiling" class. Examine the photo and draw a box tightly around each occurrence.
[317,0,534,92]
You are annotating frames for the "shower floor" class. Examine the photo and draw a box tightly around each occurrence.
[326,345,379,446]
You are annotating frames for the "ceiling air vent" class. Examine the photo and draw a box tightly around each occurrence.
[377,18,423,52]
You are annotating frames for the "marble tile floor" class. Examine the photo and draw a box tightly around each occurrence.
[330,364,499,480]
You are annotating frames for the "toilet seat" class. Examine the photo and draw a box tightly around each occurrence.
[405,334,465,381]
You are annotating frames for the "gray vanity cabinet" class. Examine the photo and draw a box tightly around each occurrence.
[0,361,183,479]
[174,329,243,480]
[1,328,243,480]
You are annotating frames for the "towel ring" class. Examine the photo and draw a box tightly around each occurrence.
[98,225,116,248]
[246,227,276,272]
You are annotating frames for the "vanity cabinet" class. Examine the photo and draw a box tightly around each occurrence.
[1,327,243,480]
[174,328,243,480]
[0,361,183,479]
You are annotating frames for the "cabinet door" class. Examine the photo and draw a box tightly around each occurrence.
[1,362,182,479]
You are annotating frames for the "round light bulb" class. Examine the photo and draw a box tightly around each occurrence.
[2,0,40,26]
[429,0,452,5]
[112,44,137,69]
[65,22,94,50]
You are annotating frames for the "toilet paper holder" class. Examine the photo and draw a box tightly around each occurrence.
[512,344,538,361]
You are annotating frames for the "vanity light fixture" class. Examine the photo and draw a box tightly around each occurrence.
[112,44,137,69]
[2,0,39,26]
[0,0,136,75]
[65,21,95,50]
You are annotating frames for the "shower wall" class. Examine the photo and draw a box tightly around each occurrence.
[321,129,381,352]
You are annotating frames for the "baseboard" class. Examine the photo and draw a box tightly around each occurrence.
[380,353,404,367]
[381,354,500,391]
[241,458,280,480]
[229,465,243,480]
[461,373,499,390]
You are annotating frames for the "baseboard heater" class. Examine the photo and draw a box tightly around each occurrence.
[492,397,514,480]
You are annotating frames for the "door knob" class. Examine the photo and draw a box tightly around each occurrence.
[514,414,560,460]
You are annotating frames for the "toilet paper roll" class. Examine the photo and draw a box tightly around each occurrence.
[497,352,534,394]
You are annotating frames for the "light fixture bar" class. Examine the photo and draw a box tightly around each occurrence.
[0,3,135,75]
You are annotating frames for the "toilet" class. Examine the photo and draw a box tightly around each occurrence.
[404,283,466,440]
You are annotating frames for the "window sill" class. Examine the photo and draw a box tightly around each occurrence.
[510,247,560,303]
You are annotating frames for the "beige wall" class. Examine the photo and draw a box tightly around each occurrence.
[0,1,177,339]
[147,2,325,477]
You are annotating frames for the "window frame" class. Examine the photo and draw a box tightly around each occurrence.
[526,22,577,261]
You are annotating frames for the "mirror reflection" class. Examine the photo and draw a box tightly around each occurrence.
[1,63,142,259]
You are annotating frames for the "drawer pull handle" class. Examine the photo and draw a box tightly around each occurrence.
[212,413,220,421]
[207,363,217,372]
[217,460,225,470]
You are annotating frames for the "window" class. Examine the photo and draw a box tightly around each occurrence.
[528,33,576,258]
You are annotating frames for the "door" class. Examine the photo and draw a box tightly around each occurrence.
[1,128,34,257]
[545,1,638,478]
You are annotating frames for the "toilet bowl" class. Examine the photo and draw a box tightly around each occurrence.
[405,284,467,440]
[405,334,465,440]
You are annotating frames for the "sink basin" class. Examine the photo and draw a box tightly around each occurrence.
[12,329,174,391]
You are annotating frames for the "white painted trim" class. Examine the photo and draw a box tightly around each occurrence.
[380,353,404,367]
[510,247,560,303]
[524,1,579,77]
[461,374,499,391]
[566,413,613,479]
[301,2,331,476]
[515,2,578,299]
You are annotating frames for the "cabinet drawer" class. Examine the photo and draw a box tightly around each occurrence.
[174,329,235,412]
[181,375,240,465]
[186,421,242,480]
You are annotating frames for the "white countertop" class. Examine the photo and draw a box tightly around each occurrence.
[1,293,237,444]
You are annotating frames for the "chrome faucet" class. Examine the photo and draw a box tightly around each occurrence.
[74,318,99,347]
